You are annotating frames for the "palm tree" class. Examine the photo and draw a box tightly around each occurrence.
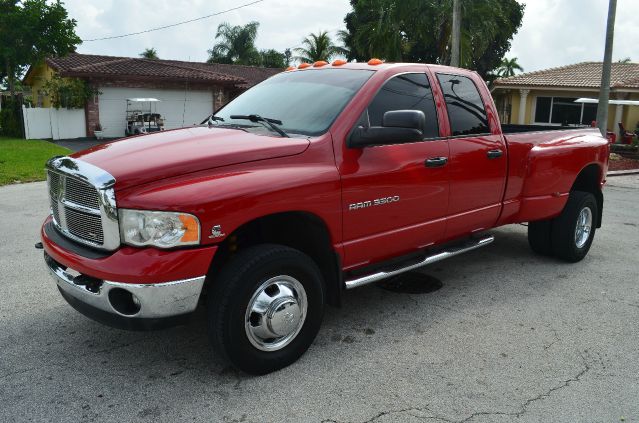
[140,48,158,59]
[497,57,523,77]
[335,29,351,59]
[207,21,260,65]
[294,31,346,63]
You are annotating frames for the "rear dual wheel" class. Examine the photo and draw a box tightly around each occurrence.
[528,190,598,262]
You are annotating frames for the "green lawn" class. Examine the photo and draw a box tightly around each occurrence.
[0,137,71,186]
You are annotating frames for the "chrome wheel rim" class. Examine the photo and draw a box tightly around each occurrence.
[575,207,593,248]
[245,275,307,352]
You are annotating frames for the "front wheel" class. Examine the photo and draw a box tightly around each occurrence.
[207,244,325,374]
[551,191,598,262]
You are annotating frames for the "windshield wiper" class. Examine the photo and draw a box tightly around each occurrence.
[202,115,225,126]
[229,114,289,138]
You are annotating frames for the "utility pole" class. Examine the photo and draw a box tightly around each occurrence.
[450,0,461,67]
[284,48,292,66]
[596,0,617,137]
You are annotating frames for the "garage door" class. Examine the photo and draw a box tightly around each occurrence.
[98,87,213,138]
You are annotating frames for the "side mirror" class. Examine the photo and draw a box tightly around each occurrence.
[348,110,425,148]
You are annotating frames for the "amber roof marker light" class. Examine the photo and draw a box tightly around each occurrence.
[298,63,311,69]
[332,59,347,66]
[368,58,383,65]
[285,66,296,71]
[313,61,328,67]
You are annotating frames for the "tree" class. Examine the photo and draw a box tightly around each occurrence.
[343,0,524,79]
[259,49,286,68]
[496,57,523,77]
[0,0,81,97]
[140,48,159,59]
[207,21,260,65]
[294,31,346,63]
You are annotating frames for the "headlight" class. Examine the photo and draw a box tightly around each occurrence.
[119,209,200,248]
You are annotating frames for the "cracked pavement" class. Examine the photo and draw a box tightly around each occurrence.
[1,175,638,423]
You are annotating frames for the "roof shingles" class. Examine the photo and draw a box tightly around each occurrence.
[494,62,639,89]
[44,53,281,88]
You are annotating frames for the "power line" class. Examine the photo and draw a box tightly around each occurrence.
[81,0,265,42]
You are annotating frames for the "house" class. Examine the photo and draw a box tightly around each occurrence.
[23,53,281,138]
[491,62,639,138]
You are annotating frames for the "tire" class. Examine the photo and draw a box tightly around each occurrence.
[207,244,325,375]
[551,191,598,262]
[528,220,553,256]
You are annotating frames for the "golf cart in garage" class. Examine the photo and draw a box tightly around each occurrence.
[125,98,165,136]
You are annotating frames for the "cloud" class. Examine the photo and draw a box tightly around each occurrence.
[66,0,639,72]
[509,0,639,72]
[68,0,351,61]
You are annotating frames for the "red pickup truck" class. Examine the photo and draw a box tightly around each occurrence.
[41,62,609,374]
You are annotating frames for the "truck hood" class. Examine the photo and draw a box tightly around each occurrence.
[73,127,310,190]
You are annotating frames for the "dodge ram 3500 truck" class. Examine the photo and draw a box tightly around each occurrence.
[41,61,609,374]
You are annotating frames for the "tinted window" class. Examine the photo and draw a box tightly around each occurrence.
[214,69,373,136]
[551,97,581,124]
[437,74,490,136]
[535,97,552,123]
[368,73,439,139]
[581,103,597,125]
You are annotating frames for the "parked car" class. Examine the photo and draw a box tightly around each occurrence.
[41,61,609,374]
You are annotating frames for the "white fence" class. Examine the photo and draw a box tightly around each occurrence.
[22,106,86,140]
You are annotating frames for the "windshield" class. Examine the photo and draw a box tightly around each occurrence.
[212,69,374,137]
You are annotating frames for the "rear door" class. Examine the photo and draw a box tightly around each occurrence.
[339,72,450,269]
[435,73,507,239]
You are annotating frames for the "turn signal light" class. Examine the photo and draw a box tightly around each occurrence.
[313,61,328,67]
[298,63,311,69]
[178,214,200,243]
[368,58,383,65]
[332,59,347,66]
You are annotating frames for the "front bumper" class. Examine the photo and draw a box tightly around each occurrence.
[45,252,205,330]
[41,217,217,330]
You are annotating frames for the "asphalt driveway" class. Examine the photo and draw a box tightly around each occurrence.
[0,176,637,423]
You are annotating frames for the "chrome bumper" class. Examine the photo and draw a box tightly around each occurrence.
[45,253,205,319]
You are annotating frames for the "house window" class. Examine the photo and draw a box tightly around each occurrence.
[534,96,598,126]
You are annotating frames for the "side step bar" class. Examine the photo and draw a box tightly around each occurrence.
[344,235,495,290]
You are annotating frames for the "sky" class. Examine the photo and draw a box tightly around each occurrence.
[66,0,639,73]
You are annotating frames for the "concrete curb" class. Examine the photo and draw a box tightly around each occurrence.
[608,169,639,176]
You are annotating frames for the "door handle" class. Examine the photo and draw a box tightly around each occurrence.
[487,149,503,159]
[425,157,448,168]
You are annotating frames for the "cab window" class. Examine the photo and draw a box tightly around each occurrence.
[437,73,490,136]
[367,73,439,139]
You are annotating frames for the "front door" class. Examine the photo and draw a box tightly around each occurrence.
[338,73,450,269]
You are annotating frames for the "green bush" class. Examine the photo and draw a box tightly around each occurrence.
[42,76,100,109]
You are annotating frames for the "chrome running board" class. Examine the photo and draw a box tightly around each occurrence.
[344,235,495,290]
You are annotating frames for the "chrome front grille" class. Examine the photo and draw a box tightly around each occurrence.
[64,177,100,209]
[65,208,105,244]
[46,157,120,251]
